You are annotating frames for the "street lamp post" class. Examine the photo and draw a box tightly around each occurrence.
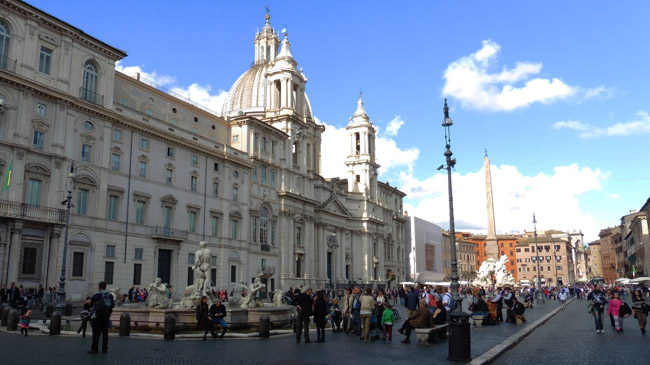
[533,213,545,304]
[55,162,75,313]
[441,99,462,312]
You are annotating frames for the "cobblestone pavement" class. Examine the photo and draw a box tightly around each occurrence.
[494,298,650,364]
[0,298,565,364]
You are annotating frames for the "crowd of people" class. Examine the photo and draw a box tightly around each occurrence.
[0,282,58,313]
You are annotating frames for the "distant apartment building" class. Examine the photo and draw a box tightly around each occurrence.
[404,216,445,283]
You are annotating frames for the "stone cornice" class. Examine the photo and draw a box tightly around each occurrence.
[2,0,127,60]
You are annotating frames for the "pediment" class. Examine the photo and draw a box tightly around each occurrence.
[318,194,351,217]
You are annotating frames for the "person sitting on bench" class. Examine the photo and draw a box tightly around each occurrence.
[511,297,527,323]
[469,295,489,316]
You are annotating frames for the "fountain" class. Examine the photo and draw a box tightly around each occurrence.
[110,241,295,332]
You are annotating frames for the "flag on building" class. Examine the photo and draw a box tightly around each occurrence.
[2,155,12,192]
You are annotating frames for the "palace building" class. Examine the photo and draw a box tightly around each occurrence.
[0,0,406,300]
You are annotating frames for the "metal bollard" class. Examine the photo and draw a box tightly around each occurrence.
[65,302,73,316]
[448,312,471,362]
[7,308,19,331]
[163,313,175,341]
[259,315,270,338]
[45,304,54,318]
[119,312,131,337]
[50,311,62,335]
[1,305,9,326]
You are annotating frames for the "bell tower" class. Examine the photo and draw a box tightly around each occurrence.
[345,94,379,197]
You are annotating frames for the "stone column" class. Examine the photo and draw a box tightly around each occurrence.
[280,214,293,278]
[7,221,24,283]
[47,227,62,289]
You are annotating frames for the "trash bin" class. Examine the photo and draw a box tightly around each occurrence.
[448,311,471,362]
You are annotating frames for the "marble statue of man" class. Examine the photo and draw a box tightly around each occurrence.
[193,241,212,294]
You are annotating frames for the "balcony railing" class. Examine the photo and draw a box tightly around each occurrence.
[257,266,275,275]
[152,226,187,241]
[79,87,104,105]
[0,200,66,223]
[0,55,17,72]
[260,244,270,252]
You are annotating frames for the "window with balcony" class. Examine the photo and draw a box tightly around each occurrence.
[261,166,267,185]
[232,187,238,201]
[38,46,52,75]
[26,179,40,206]
[260,208,269,245]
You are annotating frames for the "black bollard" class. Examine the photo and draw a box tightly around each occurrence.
[45,304,54,318]
[7,308,19,331]
[119,312,131,336]
[65,302,73,316]
[163,313,175,341]
[1,305,9,327]
[448,312,471,362]
[259,315,270,338]
[50,311,62,335]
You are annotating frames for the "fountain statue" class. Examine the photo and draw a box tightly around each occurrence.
[272,289,285,306]
[473,254,516,288]
[241,277,266,309]
[145,278,173,309]
[178,241,212,309]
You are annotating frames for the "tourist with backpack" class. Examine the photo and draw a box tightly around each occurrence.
[88,281,114,354]
[443,287,458,314]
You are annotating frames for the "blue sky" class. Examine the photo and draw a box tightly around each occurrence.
[30,0,650,242]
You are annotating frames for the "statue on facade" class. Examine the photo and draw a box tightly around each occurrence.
[241,277,266,309]
[145,278,173,309]
[272,289,285,306]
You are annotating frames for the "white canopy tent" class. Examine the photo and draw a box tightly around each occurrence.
[629,277,650,283]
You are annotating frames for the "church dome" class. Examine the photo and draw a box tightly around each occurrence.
[221,14,313,121]
[221,63,269,117]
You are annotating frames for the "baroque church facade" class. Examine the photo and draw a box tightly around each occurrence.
[0,0,406,300]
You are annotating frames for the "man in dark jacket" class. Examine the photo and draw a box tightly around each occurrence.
[209,298,228,339]
[8,282,20,308]
[295,288,313,343]
[88,281,114,354]
[503,288,514,324]
[405,286,418,317]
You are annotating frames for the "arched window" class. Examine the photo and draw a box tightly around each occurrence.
[262,137,267,152]
[82,60,98,103]
[260,208,269,245]
[0,20,11,69]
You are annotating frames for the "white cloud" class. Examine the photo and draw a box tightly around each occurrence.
[116,62,227,115]
[319,119,419,179]
[609,193,619,199]
[384,115,405,136]
[403,163,606,242]
[583,85,616,100]
[553,111,650,138]
[442,40,581,111]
